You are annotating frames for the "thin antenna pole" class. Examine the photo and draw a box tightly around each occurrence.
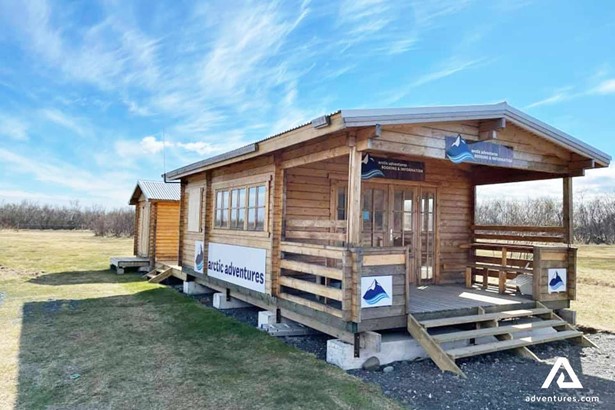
[162,129,167,180]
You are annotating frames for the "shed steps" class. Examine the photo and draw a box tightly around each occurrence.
[143,266,172,283]
[433,319,567,343]
[446,330,582,359]
[407,302,591,377]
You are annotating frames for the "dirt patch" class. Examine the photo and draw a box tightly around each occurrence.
[0,265,42,277]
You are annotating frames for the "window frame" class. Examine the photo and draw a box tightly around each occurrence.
[187,186,204,233]
[212,176,271,235]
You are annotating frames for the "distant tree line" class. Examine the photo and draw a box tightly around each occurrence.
[476,195,615,244]
[0,201,134,237]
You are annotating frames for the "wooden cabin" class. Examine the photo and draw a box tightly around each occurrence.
[166,103,609,374]
[129,180,181,265]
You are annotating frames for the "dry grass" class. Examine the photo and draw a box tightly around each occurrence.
[0,230,399,410]
[572,245,615,332]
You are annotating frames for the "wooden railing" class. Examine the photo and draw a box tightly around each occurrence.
[278,241,353,320]
[284,219,346,244]
[472,225,567,244]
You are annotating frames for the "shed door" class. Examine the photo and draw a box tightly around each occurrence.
[138,203,150,256]
[361,184,437,284]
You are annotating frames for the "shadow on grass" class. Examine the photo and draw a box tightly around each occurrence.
[28,270,144,286]
[15,286,395,409]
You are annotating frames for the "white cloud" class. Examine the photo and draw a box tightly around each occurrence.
[592,79,615,95]
[384,58,488,104]
[0,147,134,206]
[40,108,87,136]
[478,165,615,201]
[0,115,29,140]
[525,88,573,109]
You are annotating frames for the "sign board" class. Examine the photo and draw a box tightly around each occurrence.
[547,268,567,293]
[361,154,425,181]
[445,135,513,166]
[194,240,204,273]
[207,243,266,293]
[360,276,393,308]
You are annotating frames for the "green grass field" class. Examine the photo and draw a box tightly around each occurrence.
[0,230,399,410]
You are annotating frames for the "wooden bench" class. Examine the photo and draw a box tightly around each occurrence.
[465,263,532,294]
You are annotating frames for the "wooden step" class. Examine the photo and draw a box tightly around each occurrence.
[148,268,173,283]
[420,308,552,329]
[446,330,582,359]
[433,319,567,343]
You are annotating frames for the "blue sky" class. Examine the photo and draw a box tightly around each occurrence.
[0,0,614,207]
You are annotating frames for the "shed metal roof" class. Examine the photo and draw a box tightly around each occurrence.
[129,180,180,205]
[166,102,610,180]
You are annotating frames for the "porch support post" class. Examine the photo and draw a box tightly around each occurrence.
[347,135,362,246]
[563,177,573,245]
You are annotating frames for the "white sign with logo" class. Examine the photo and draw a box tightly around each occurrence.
[541,357,583,389]
[547,268,567,293]
[207,243,266,293]
[194,240,204,274]
[360,276,393,308]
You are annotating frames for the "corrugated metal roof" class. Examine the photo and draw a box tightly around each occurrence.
[165,111,342,179]
[165,103,611,179]
[129,180,180,204]
[341,102,611,165]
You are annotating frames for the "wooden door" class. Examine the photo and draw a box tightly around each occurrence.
[418,188,437,284]
[361,186,388,246]
[138,202,150,256]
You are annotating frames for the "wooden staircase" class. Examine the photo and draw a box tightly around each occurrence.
[143,265,173,283]
[407,302,594,377]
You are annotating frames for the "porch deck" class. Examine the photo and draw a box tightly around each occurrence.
[409,284,531,314]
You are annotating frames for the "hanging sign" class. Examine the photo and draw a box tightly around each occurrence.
[207,243,266,293]
[361,154,425,181]
[445,135,513,166]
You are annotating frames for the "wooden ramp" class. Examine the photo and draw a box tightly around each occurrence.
[407,301,593,377]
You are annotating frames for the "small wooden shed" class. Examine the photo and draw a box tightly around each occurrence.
[129,180,181,264]
[165,103,609,374]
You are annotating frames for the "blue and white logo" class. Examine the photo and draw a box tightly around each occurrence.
[361,154,385,179]
[445,135,475,164]
[361,276,393,308]
[548,268,567,293]
[194,241,204,273]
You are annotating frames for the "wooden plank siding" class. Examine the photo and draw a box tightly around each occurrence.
[181,174,207,270]
[154,201,180,261]
[172,117,586,337]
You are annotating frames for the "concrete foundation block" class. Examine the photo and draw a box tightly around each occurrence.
[556,308,577,325]
[212,293,251,309]
[327,326,561,371]
[183,281,215,295]
[115,267,124,275]
[258,310,295,329]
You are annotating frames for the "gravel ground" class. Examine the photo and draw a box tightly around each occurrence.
[179,286,614,409]
[350,332,615,410]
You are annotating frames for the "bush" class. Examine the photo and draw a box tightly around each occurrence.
[0,200,134,237]
[476,195,615,245]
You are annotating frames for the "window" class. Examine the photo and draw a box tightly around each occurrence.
[230,188,245,229]
[336,186,346,220]
[187,187,203,232]
[215,184,267,231]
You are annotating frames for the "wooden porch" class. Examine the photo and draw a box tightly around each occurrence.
[408,284,530,314]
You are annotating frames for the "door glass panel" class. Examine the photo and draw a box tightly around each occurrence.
[419,191,435,282]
